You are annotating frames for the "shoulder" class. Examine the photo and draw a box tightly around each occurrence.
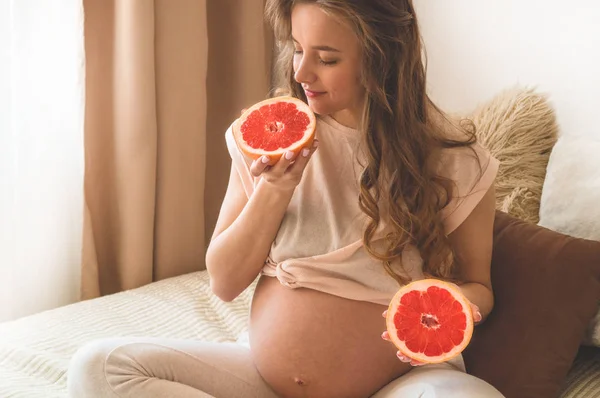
[427,109,500,234]
[224,118,257,196]
[435,143,499,235]
[428,108,498,188]
[436,143,498,183]
[224,117,255,166]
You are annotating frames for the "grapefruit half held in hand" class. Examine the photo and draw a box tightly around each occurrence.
[233,96,316,165]
[386,279,474,364]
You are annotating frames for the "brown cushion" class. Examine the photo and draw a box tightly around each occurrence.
[463,210,600,398]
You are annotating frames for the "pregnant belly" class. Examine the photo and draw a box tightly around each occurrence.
[249,275,412,398]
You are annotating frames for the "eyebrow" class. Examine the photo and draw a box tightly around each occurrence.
[291,36,341,53]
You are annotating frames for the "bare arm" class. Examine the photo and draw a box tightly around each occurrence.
[205,140,319,302]
[448,184,496,322]
[206,169,295,301]
[381,184,496,366]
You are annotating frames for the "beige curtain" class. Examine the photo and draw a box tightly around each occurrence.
[82,0,273,299]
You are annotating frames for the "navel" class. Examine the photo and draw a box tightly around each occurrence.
[294,376,308,386]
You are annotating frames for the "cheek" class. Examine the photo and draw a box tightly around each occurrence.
[328,70,362,100]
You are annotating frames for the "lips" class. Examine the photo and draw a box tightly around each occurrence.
[304,89,325,98]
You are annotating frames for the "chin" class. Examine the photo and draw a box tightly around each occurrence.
[306,101,339,117]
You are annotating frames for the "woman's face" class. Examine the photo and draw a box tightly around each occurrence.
[291,4,365,128]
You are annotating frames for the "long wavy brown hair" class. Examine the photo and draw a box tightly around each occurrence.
[265,0,481,285]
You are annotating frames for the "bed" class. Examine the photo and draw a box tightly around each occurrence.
[0,270,598,397]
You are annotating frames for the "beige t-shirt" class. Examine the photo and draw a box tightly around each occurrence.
[225,114,499,306]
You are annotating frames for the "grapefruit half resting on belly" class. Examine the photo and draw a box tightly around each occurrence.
[233,96,316,165]
[386,279,474,364]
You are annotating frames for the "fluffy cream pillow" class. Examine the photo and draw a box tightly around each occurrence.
[539,135,600,346]
[467,86,559,224]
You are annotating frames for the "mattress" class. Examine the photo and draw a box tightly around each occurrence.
[0,271,598,397]
[0,271,255,397]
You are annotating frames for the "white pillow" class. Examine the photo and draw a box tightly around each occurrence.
[538,134,600,346]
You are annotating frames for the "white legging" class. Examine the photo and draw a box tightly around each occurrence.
[67,337,505,398]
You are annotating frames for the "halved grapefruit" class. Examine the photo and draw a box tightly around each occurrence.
[386,279,474,364]
[233,96,316,165]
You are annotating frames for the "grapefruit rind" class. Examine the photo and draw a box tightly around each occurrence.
[233,96,316,165]
[385,279,474,364]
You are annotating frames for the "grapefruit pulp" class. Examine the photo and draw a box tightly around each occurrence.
[233,96,316,165]
[386,279,474,364]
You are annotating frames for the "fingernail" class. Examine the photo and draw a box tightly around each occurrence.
[382,310,388,318]
[381,331,389,340]
[261,156,270,164]
[302,148,310,157]
[312,140,319,148]
[285,151,294,160]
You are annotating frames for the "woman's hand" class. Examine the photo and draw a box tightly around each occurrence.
[380,301,482,366]
[239,108,319,193]
[249,140,319,192]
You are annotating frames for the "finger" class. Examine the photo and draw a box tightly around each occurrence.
[268,149,297,177]
[396,351,425,366]
[287,139,319,174]
[472,307,482,323]
[469,303,482,322]
[249,155,271,178]
[240,108,247,116]
[382,310,388,318]
[396,352,412,363]
[381,331,391,341]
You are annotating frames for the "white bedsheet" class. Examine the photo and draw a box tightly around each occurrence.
[0,271,255,398]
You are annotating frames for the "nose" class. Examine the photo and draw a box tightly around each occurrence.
[294,56,316,85]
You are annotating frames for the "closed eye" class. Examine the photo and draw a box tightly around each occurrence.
[294,50,337,66]
[319,60,337,66]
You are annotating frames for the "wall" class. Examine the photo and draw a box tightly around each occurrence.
[0,1,84,322]
[1,0,598,322]
[415,0,600,140]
